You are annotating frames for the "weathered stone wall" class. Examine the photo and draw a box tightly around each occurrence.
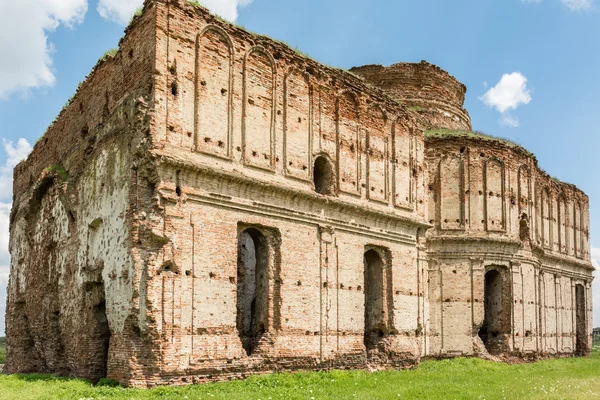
[5,2,158,382]
[425,134,593,357]
[350,62,472,131]
[5,0,594,388]
[122,0,430,386]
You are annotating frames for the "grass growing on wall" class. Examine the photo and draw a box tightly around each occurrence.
[424,129,524,148]
[0,349,599,399]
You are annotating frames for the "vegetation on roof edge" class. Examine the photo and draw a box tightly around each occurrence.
[424,129,524,149]
[425,129,578,187]
[100,48,118,62]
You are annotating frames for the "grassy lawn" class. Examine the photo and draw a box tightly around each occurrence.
[0,346,599,399]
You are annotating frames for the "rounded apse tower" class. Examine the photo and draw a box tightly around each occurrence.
[350,61,471,131]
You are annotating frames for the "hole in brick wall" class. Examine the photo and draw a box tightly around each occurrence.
[297,281,302,286]
[460,147,466,153]
[209,272,216,278]
[129,49,134,58]
[185,270,192,276]
[175,170,182,197]
[169,63,176,75]
[171,80,179,96]
[221,88,227,95]
[313,156,335,195]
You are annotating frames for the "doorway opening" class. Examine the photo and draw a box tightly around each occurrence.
[364,249,386,351]
[478,268,510,354]
[237,228,269,355]
[575,284,587,356]
[93,297,111,381]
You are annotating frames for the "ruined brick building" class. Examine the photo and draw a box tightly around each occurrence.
[5,0,593,387]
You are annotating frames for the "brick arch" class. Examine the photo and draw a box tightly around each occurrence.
[283,66,313,180]
[194,25,235,157]
[335,89,361,194]
[242,46,277,170]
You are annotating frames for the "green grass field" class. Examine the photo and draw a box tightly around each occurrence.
[0,340,599,399]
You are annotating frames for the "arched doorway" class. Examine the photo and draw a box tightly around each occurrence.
[575,284,587,356]
[479,268,510,354]
[237,228,269,355]
[364,249,385,351]
[313,156,334,195]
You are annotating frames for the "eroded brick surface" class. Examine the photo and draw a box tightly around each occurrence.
[5,0,593,388]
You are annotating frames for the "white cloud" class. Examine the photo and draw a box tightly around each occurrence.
[561,0,594,11]
[97,0,253,25]
[0,139,31,337]
[0,0,88,99]
[0,139,33,202]
[480,72,532,128]
[97,0,142,25]
[521,0,595,11]
[197,0,253,22]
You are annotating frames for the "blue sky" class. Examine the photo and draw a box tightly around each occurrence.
[0,0,599,336]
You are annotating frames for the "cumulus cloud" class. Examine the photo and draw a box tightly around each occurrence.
[480,72,532,128]
[0,139,32,337]
[521,0,595,10]
[561,0,594,11]
[0,0,88,99]
[97,0,142,25]
[0,139,33,203]
[98,0,253,25]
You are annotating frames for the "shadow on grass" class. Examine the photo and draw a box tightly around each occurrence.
[9,373,124,388]
[11,373,89,383]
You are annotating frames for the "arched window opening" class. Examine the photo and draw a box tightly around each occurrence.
[575,284,587,356]
[364,249,385,351]
[478,269,510,354]
[313,156,334,195]
[237,228,269,356]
